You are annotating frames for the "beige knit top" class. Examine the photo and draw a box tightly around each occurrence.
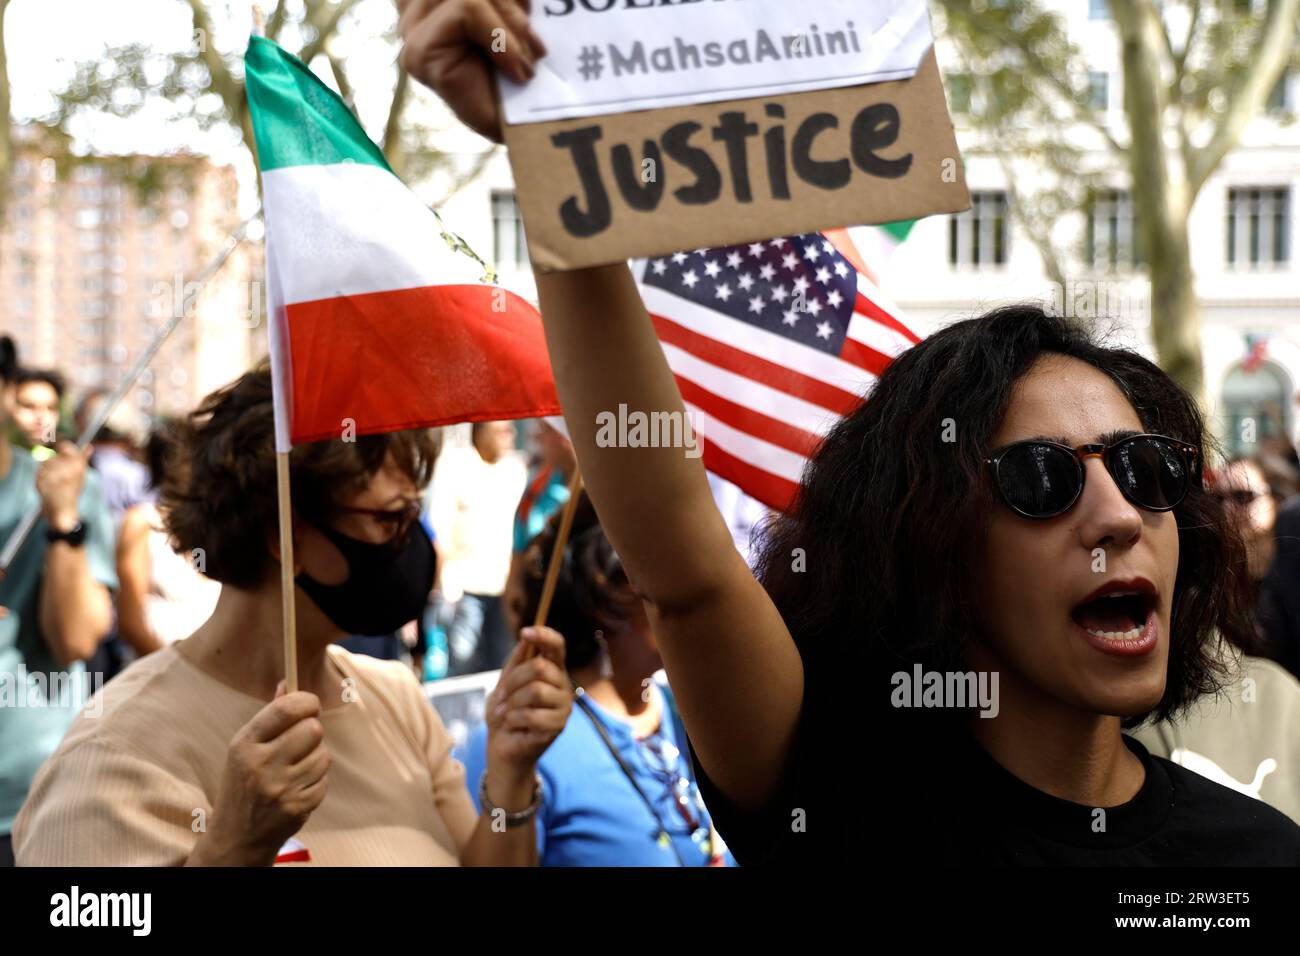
[13,643,478,866]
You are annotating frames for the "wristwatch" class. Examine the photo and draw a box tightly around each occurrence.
[478,772,543,828]
[46,520,87,547]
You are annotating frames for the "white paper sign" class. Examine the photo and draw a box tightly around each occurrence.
[501,0,934,125]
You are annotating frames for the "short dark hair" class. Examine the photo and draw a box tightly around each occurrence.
[519,492,638,670]
[15,367,66,401]
[160,366,438,588]
[0,336,16,385]
[755,304,1252,727]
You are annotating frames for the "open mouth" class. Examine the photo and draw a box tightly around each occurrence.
[1070,589,1157,642]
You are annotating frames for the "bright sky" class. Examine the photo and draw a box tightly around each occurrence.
[7,0,466,215]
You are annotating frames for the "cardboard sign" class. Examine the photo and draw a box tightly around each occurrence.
[500,0,934,124]
[504,48,970,272]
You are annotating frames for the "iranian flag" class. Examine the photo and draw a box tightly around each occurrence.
[244,35,560,450]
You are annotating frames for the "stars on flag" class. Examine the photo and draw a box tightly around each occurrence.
[641,233,859,357]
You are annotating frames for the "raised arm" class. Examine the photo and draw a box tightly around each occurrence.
[537,267,803,808]
[398,0,803,810]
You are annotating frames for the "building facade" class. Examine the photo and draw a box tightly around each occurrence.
[0,132,259,431]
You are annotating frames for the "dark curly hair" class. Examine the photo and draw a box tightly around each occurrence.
[160,365,437,588]
[754,304,1253,727]
[519,491,639,671]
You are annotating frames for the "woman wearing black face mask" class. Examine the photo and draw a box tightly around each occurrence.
[13,368,572,866]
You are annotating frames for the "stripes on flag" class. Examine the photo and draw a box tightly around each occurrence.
[245,35,559,451]
[635,232,920,511]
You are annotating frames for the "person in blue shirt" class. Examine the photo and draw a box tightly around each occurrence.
[458,492,731,867]
[0,339,117,866]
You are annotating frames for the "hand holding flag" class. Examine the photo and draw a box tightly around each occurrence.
[244,33,561,688]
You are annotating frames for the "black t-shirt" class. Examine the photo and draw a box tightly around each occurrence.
[693,650,1300,866]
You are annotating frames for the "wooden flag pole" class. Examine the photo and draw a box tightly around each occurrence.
[528,466,584,653]
[276,452,299,692]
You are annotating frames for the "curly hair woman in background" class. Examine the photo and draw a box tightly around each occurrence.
[14,367,570,866]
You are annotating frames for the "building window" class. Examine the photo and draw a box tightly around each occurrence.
[491,191,529,271]
[1227,187,1290,267]
[1087,71,1109,110]
[949,191,1009,268]
[1085,189,1143,270]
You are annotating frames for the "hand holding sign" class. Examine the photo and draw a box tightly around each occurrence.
[396,0,544,142]
[400,0,968,273]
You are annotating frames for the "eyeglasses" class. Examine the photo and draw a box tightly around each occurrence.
[332,499,422,544]
[984,433,1199,520]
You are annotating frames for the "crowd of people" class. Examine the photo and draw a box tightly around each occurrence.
[3,321,1300,868]
[1,0,1299,868]
[0,337,738,866]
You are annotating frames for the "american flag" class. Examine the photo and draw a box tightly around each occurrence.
[634,231,920,511]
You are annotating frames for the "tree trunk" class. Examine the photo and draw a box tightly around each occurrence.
[1146,221,1205,407]
[1112,0,1205,404]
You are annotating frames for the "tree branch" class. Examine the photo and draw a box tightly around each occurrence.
[298,0,364,67]
[184,0,240,116]
[1172,0,1201,94]
[432,148,497,207]
[326,51,355,109]
[1186,0,1300,196]
[383,65,410,168]
[265,0,288,41]
[935,0,1125,154]
[996,150,1069,292]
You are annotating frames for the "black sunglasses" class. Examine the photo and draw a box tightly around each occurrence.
[984,433,1200,519]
